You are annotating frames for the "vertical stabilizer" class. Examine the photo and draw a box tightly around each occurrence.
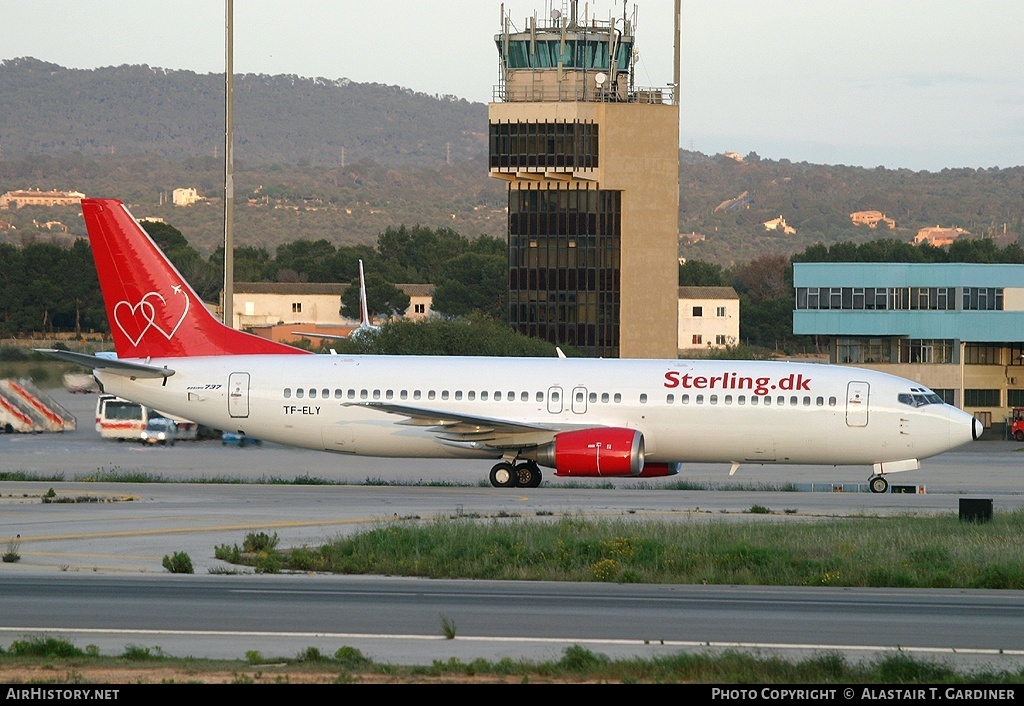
[358,259,371,328]
[82,199,308,358]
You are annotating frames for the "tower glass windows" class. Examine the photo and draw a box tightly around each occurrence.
[490,121,598,170]
[508,186,621,357]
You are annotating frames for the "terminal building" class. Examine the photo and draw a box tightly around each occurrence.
[488,1,680,358]
[793,262,1024,433]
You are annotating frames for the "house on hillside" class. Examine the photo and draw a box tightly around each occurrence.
[0,189,85,210]
[914,225,969,246]
[850,210,895,229]
[763,215,796,234]
[172,187,204,207]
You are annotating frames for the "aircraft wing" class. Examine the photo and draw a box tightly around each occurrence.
[347,401,581,449]
[36,349,175,379]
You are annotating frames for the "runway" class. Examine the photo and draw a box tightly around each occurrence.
[2,390,1023,667]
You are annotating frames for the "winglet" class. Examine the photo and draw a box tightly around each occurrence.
[82,199,308,358]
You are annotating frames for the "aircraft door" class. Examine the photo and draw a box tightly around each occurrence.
[228,372,250,419]
[571,386,588,414]
[846,381,869,427]
[547,386,563,414]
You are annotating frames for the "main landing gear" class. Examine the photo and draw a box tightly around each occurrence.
[489,460,542,488]
[868,475,889,494]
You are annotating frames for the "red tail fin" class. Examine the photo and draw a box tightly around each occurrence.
[82,199,307,358]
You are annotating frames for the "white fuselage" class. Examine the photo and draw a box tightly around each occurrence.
[95,355,978,469]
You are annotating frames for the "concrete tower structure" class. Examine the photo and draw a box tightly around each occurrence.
[489,1,680,358]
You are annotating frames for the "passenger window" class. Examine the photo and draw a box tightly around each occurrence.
[482,391,490,401]
[750,396,758,406]
[816,397,823,406]
[790,396,798,406]
[284,388,291,399]
[386,390,394,400]
[347,390,355,399]
[442,391,450,400]
[696,394,704,404]
[334,389,342,399]
[738,396,745,405]
[400,390,408,400]
[681,394,690,404]
[536,392,544,402]
[829,396,837,406]
[803,396,810,406]
[666,394,674,404]
[428,391,436,400]
[589,392,597,403]
[466,391,474,401]
[601,393,610,403]
[763,396,771,406]
[724,395,733,405]
[414,390,421,400]
[639,393,647,404]
[308,389,316,399]
[360,389,368,399]
[373,389,381,400]
[322,388,329,399]
[710,395,718,405]
[297,389,305,399]
[614,393,621,403]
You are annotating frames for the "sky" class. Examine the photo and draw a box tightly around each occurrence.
[2,0,1021,171]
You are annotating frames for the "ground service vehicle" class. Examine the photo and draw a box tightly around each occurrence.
[141,416,177,445]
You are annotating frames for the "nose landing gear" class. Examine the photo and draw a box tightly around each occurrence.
[869,475,889,494]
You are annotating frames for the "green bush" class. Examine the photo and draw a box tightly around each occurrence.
[8,637,84,658]
[243,531,279,552]
[162,551,194,574]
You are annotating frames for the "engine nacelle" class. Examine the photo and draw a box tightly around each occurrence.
[638,462,682,477]
[533,427,645,477]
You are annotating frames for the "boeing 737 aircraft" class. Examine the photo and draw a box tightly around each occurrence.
[43,199,981,491]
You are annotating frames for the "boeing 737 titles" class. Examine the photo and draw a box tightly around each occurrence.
[42,199,981,490]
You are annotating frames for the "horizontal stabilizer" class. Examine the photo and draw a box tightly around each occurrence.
[36,349,175,379]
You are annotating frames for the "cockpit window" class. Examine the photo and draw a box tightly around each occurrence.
[898,390,945,407]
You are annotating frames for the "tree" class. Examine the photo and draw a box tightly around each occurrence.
[331,315,559,357]
[732,254,791,303]
[376,224,470,283]
[340,273,409,321]
[432,252,507,319]
[678,260,726,286]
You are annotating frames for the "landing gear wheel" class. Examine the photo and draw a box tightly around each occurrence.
[489,462,517,488]
[869,475,889,494]
[514,462,542,488]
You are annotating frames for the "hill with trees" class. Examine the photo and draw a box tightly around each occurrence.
[1,60,1022,264]
[0,57,486,168]
[3,59,1024,356]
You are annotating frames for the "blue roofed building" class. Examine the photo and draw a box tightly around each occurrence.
[793,262,1024,434]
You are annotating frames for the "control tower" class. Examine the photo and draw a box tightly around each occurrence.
[489,1,680,358]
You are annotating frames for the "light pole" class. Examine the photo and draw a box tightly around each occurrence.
[223,0,235,326]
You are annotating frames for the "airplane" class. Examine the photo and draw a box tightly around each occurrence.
[291,259,380,342]
[42,199,981,492]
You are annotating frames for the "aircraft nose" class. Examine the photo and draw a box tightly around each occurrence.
[949,406,981,447]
